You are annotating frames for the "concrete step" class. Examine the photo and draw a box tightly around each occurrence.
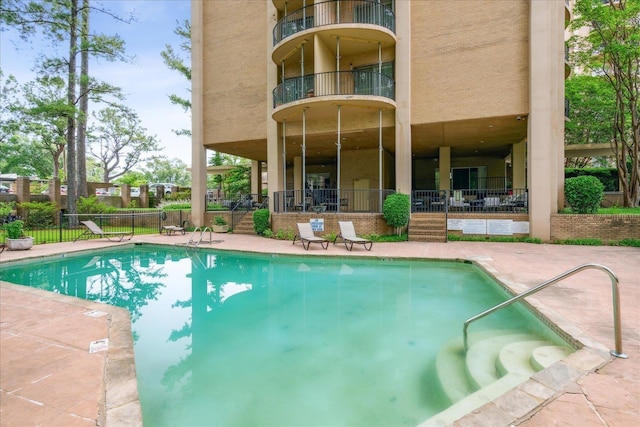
[408,214,447,243]
[496,340,550,377]
[420,372,530,427]
[465,333,539,389]
[531,345,573,371]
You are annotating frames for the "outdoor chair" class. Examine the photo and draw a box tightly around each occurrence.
[161,223,186,235]
[293,222,328,250]
[334,221,373,251]
[74,220,133,242]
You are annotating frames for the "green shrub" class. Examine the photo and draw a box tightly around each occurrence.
[160,201,191,210]
[77,196,117,215]
[565,168,618,192]
[618,238,640,247]
[383,193,410,234]
[274,228,295,240]
[3,220,25,239]
[565,175,604,214]
[18,201,57,228]
[0,201,15,218]
[555,238,603,246]
[253,209,270,235]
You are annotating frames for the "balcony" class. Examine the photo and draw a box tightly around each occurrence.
[273,0,395,46]
[272,70,395,119]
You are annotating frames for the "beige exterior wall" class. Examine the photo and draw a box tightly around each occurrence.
[411,0,529,123]
[194,0,567,241]
[202,1,268,145]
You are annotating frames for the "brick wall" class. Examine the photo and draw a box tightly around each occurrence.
[272,213,394,237]
[551,214,640,241]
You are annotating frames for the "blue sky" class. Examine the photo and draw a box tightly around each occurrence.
[0,0,192,165]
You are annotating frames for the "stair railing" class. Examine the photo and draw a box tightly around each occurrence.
[463,263,627,359]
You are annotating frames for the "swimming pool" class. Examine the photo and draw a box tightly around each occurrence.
[0,245,572,426]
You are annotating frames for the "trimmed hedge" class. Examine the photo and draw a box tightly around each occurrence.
[383,193,410,233]
[565,175,604,214]
[565,168,618,192]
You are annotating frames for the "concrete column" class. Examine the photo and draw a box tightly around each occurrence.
[293,155,302,187]
[190,0,206,226]
[251,160,262,195]
[438,147,451,191]
[15,177,30,218]
[47,178,61,209]
[394,0,412,195]
[266,1,281,211]
[139,184,149,208]
[121,184,131,208]
[528,0,563,241]
[512,140,526,190]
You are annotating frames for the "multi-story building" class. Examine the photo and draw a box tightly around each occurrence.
[190,0,569,241]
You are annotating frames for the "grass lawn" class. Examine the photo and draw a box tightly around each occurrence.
[561,207,640,214]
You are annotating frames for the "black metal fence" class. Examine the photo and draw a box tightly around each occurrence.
[2,211,187,245]
[273,0,395,45]
[273,189,395,213]
[411,189,528,213]
[273,70,395,108]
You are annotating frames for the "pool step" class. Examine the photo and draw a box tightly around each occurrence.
[465,333,539,389]
[428,330,573,426]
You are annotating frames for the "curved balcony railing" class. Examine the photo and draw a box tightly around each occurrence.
[273,71,395,108]
[273,0,395,46]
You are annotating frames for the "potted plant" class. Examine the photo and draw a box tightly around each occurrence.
[3,220,34,250]
[212,216,228,233]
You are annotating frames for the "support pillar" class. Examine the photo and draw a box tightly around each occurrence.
[190,0,206,226]
[394,0,412,195]
[438,147,451,191]
[512,140,526,190]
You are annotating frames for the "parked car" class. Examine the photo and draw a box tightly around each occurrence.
[130,187,140,197]
[95,188,109,196]
[0,184,10,193]
[41,185,67,195]
[149,183,176,195]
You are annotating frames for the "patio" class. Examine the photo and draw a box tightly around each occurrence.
[1,234,638,426]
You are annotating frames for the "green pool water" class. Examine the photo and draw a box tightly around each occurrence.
[0,244,565,426]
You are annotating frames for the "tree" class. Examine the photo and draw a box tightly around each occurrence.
[565,75,617,167]
[88,106,161,182]
[160,19,191,137]
[141,158,191,186]
[22,76,73,180]
[1,0,132,220]
[569,0,640,206]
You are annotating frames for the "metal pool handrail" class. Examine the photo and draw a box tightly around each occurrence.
[463,263,627,359]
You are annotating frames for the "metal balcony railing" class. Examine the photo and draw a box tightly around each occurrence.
[273,71,395,108]
[411,189,528,213]
[273,189,394,213]
[273,0,395,45]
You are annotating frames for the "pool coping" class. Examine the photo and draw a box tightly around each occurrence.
[0,243,619,426]
[417,258,614,426]
[0,281,142,427]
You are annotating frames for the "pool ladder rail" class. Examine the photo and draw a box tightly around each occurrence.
[463,263,628,359]
[184,226,214,247]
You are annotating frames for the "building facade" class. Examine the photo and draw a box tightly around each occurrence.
[191,0,568,241]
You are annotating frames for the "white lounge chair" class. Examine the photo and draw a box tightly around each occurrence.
[334,221,373,251]
[293,223,328,250]
[75,220,133,242]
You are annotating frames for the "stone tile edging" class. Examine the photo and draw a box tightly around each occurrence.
[0,282,143,427]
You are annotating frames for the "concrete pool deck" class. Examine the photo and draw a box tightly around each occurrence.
[0,233,638,426]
